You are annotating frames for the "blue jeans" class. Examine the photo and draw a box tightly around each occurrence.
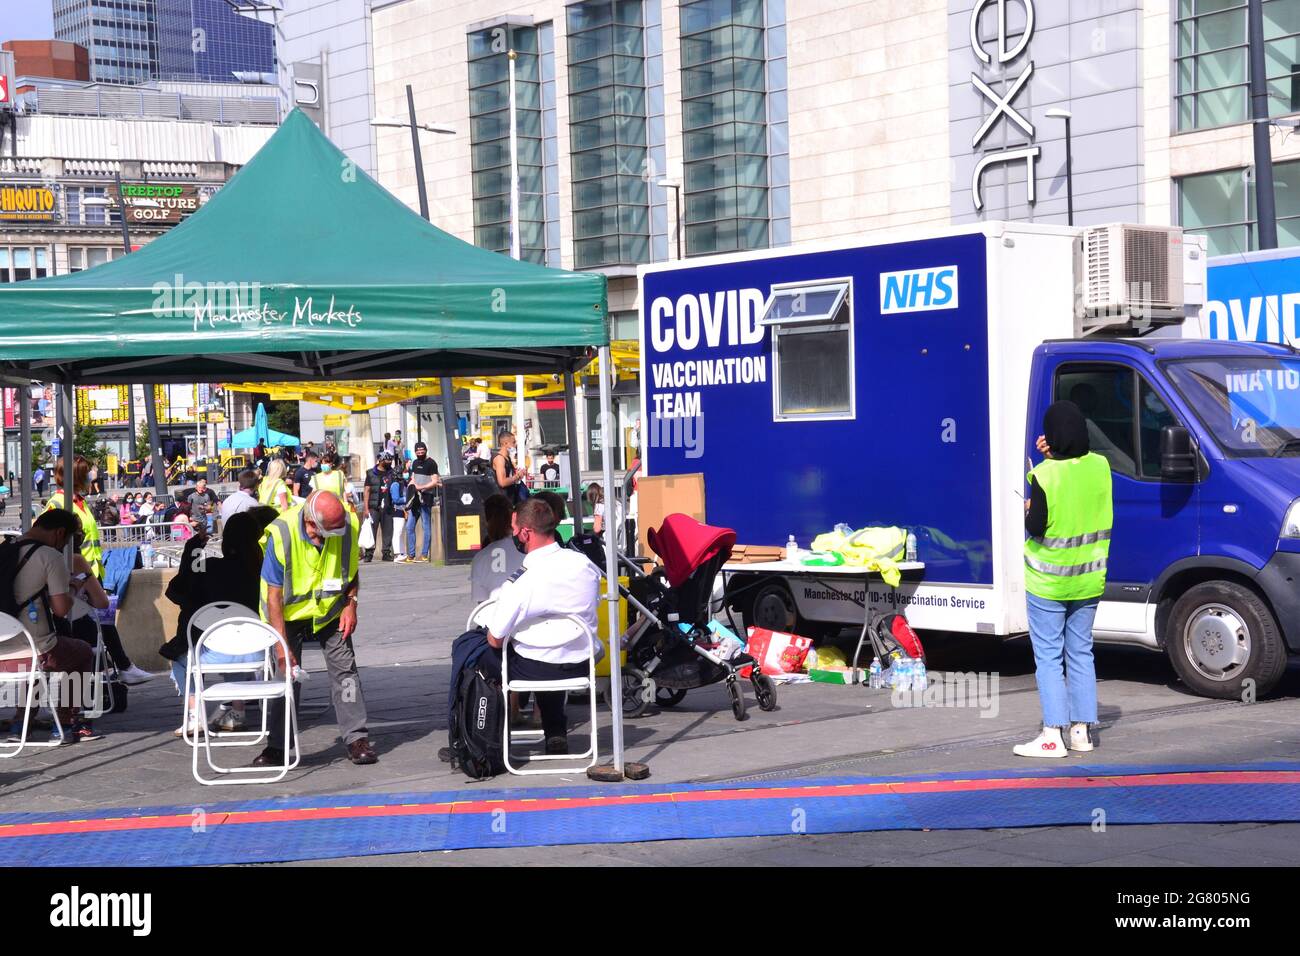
[1025,592,1099,728]
[406,499,433,558]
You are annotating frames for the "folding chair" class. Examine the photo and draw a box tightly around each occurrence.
[191,617,299,786]
[181,602,268,747]
[0,612,63,757]
[502,613,599,776]
[68,598,115,720]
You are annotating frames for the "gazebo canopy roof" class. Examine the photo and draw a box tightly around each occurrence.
[0,109,608,385]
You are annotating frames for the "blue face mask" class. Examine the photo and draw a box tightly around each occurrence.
[321,464,332,473]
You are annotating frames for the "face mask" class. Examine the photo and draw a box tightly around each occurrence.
[321,464,332,473]
[307,503,347,538]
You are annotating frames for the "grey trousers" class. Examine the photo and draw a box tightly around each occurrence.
[269,618,368,751]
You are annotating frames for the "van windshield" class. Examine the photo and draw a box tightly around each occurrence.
[1166,357,1300,458]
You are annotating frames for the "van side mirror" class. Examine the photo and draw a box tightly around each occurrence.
[1160,425,1197,480]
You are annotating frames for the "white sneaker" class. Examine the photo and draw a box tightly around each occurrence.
[1068,723,1094,752]
[393,554,409,563]
[118,664,154,685]
[1012,726,1069,759]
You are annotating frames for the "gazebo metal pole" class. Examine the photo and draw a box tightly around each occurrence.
[598,346,623,773]
[18,382,32,532]
[562,366,583,529]
[145,385,167,497]
[61,382,76,568]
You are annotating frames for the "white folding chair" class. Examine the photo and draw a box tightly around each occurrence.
[0,612,63,757]
[68,598,115,720]
[191,617,299,786]
[466,600,495,632]
[502,613,599,776]
[181,601,268,747]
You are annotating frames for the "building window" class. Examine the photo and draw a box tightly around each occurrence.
[467,23,553,265]
[679,0,770,256]
[1178,159,1300,255]
[566,1,650,270]
[1175,0,1300,131]
[67,246,118,273]
[66,185,121,226]
[0,247,51,283]
[760,279,854,421]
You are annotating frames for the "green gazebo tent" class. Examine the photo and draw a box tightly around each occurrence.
[0,110,635,775]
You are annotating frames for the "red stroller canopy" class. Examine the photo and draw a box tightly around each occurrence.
[647,513,737,587]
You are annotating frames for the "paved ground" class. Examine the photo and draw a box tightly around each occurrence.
[3,562,1299,866]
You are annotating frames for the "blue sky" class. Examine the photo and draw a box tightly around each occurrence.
[2,2,55,41]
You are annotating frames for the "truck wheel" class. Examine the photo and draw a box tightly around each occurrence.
[1165,581,1287,700]
[744,581,799,633]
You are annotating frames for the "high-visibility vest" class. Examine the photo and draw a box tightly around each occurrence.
[260,504,359,630]
[43,491,104,579]
[1023,453,1113,601]
[310,469,346,499]
[258,477,289,512]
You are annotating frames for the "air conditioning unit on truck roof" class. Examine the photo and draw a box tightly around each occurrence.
[1076,223,1186,334]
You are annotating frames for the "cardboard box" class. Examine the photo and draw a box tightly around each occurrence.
[637,473,705,557]
[730,544,784,564]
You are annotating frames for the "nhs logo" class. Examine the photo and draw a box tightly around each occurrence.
[879,266,959,314]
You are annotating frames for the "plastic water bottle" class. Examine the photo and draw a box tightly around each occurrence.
[896,657,913,691]
[905,532,918,563]
[913,657,928,691]
[868,656,882,688]
[140,541,154,569]
[786,534,799,561]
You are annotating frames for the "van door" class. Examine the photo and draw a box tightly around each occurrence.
[1049,362,1199,621]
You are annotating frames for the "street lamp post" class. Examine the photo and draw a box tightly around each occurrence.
[657,179,683,259]
[370,97,462,475]
[1046,108,1074,227]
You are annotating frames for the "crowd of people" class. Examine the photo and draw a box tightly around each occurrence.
[1,426,620,771]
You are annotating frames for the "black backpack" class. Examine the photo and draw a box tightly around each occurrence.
[448,657,506,779]
[0,539,50,622]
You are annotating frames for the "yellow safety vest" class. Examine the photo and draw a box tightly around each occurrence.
[310,469,346,499]
[258,476,289,512]
[43,491,104,579]
[259,504,359,630]
[1023,453,1113,601]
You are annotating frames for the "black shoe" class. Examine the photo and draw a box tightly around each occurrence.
[363,550,373,563]
[544,736,568,756]
[252,747,285,767]
[381,550,393,562]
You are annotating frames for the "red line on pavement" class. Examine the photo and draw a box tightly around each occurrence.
[0,770,1295,841]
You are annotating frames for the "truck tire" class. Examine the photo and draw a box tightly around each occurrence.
[1164,580,1287,700]
[744,580,800,633]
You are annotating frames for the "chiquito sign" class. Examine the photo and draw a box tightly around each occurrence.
[968,0,1039,212]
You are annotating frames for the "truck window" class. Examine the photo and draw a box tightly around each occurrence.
[760,279,853,421]
[1137,377,1179,478]
[1054,364,1138,477]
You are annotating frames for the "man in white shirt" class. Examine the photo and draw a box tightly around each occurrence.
[469,494,524,603]
[484,499,600,754]
[218,470,259,524]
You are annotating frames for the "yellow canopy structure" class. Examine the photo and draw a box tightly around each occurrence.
[223,341,640,411]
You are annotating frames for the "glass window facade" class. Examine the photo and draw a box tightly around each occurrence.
[156,0,275,82]
[54,0,159,84]
[679,0,769,256]
[1175,0,1300,130]
[566,1,651,269]
[0,247,51,283]
[467,23,552,265]
[1178,160,1300,255]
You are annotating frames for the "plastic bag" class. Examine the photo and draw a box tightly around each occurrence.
[358,518,376,551]
[814,645,848,669]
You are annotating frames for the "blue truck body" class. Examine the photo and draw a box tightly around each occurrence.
[639,224,1300,698]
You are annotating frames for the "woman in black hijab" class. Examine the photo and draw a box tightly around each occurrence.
[1016,399,1112,760]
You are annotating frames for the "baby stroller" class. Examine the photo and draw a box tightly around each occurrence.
[569,513,778,721]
